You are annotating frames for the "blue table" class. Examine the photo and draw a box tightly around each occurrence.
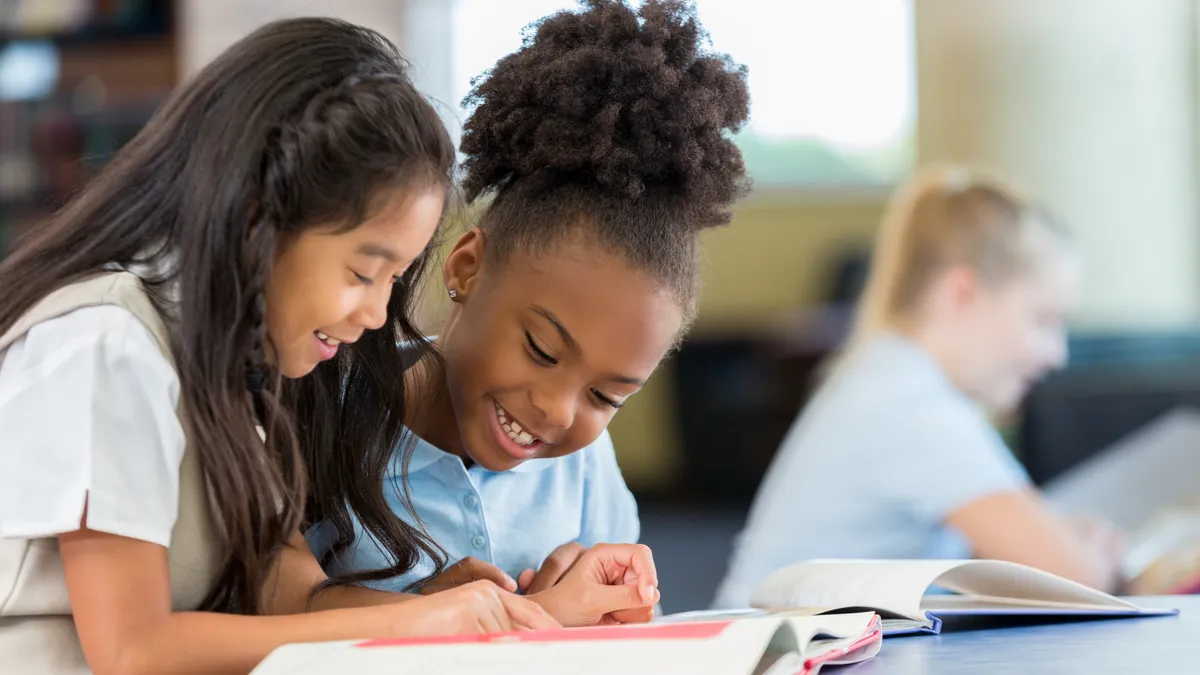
[852,597,1197,673]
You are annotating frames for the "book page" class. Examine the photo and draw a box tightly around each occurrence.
[655,608,770,623]
[927,560,1138,610]
[749,559,1137,620]
[256,638,763,675]
[749,559,965,619]
[251,616,882,675]
[1044,408,1200,532]
[777,612,879,650]
[253,622,780,675]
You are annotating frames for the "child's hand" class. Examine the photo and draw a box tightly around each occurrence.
[387,579,560,635]
[419,557,519,595]
[518,541,589,594]
[527,543,660,627]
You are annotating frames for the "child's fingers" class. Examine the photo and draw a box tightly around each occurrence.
[606,605,657,624]
[589,543,659,603]
[425,557,517,593]
[518,568,537,593]
[589,581,656,620]
[457,557,518,592]
[526,542,588,595]
[499,591,562,631]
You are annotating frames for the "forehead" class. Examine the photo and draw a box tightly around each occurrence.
[1002,251,1080,311]
[350,187,444,249]
[486,240,684,375]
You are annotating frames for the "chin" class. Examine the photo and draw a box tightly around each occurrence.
[989,389,1024,415]
[465,427,523,472]
[277,355,317,379]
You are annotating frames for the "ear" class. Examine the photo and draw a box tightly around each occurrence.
[935,264,983,314]
[443,228,487,301]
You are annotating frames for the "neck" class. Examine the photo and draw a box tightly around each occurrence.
[889,315,972,398]
[405,342,471,463]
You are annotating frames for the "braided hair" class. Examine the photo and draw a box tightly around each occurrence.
[0,18,456,614]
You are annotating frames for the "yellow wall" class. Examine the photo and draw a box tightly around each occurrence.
[608,193,889,491]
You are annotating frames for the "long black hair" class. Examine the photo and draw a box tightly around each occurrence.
[0,18,454,614]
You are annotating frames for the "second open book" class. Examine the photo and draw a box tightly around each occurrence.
[663,559,1177,636]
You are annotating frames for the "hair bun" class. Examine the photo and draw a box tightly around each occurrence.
[460,0,750,230]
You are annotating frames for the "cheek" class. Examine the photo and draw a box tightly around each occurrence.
[267,279,358,344]
[559,408,615,455]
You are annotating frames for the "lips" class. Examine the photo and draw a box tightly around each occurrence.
[490,399,544,461]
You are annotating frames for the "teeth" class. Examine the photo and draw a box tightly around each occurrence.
[315,331,340,346]
[495,402,538,446]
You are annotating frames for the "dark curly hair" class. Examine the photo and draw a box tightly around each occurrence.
[460,0,750,319]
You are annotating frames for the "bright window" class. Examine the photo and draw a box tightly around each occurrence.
[448,0,915,187]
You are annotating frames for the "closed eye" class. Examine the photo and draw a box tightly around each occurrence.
[352,271,372,285]
[592,389,623,409]
[526,331,557,366]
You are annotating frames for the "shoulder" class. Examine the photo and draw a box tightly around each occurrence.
[4,305,175,383]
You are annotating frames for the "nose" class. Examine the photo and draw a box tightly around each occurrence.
[352,284,391,331]
[529,381,577,433]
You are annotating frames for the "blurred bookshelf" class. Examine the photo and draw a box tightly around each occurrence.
[0,0,175,257]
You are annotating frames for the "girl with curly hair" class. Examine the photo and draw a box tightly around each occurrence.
[308,0,751,627]
[0,17,571,675]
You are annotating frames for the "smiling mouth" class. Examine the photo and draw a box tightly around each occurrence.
[315,331,342,346]
[494,401,542,447]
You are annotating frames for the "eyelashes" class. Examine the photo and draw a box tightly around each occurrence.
[525,331,622,409]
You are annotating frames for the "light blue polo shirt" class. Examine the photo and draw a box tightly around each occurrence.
[713,332,1031,608]
[308,427,640,592]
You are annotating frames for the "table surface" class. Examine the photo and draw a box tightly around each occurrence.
[850,597,1196,674]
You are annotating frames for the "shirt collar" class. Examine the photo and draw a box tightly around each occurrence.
[386,429,560,478]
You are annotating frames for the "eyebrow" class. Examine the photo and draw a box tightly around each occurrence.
[355,242,400,262]
[531,305,646,387]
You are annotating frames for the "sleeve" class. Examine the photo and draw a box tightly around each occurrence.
[578,429,641,546]
[0,305,186,546]
[881,399,1032,523]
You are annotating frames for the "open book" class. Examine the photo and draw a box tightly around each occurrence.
[742,559,1176,635]
[251,612,882,675]
[1044,408,1200,593]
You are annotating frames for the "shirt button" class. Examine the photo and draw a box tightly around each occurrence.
[464,494,479,509]
[471,535,486,549]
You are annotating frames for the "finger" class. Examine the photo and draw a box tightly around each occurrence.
[607,605,656,624]
[627,544,659,602]
[526,543,587,595]
[592,543,659,604]
[518,568,536,593]
[458,557,518,592]
[460,580,514,634]
[498,591,561,631]
[586,582,655,621]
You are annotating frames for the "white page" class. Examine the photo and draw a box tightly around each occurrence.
[777,612,879,651]
[256,638,763,675]
[1044,407,1200,531]
[750,559,1136,620]
[252,615,879,675]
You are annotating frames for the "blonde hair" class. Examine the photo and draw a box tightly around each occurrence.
[850,164,1071,345]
